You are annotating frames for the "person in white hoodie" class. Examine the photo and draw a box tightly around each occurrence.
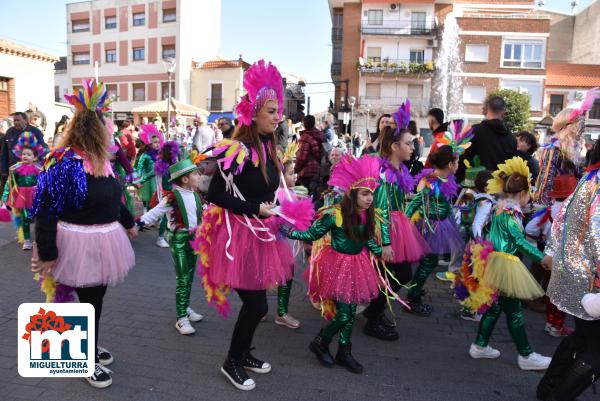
[192,115,215,153]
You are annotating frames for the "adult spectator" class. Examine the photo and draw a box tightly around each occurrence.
[408,120,422,160]
[218,117,235,139]
[457,96,517,182]
[53,115,70,147]
[322,120,337,153]
[27,102,47,131]
[115,120,137,162]
[363,114,390,154]
[191,115,215,152]
[516,131,539,183]
[424,108,448,167]
[1,112,47,177]
[295,115,324,191]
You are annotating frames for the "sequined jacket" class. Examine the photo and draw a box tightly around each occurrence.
[546,166,600,320]
[405,174,457,225]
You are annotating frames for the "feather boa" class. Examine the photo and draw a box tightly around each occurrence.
[279,198,315,231]
[154,141,180,176]
[415,169,459,201]
[379,158,416,193]
[14,163,42,176]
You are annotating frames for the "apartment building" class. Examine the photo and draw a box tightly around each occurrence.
[65,0,220,119]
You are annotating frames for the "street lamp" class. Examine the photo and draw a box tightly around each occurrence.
[348,96,356,155]
[162,57,176,136]
[366,103,371,141]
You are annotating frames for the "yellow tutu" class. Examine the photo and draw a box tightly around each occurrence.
[482,252,544,300]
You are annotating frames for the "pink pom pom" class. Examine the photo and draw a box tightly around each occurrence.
[0,206,11,223]
[280,198,315,231]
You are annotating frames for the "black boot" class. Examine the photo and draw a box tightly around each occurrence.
[335,343,363,374]
[221,355,255,391]
[545,358,597,401]
[363,315,399,341]
[309,334,335,367]
[405,294,432,317]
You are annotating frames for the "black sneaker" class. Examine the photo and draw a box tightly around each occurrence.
[243,348,271,374]
[85,363,112,389]
[221,356,256,391]
[97,346,113,366]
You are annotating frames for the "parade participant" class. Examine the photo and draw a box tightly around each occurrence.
[467,157,552,371]
[138,158,204,335]
[405,122,473,316]
[537,139,600,400]
[32,79,136,388]
[1,131,43,250]
[192,60,294,391]
[152,141,180,248]
[363,100,430,340]
[135,124,163,210]
[284,154,386,374]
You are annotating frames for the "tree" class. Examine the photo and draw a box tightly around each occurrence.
[488,89,533,132]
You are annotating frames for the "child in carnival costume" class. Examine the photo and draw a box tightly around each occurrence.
[404,122,473,316]
[1,131,44,250]
[467,157,553,371]
[151,140,180,248]
[106,119,137,215]
[135,124,163,210]
[362,100,430,341]
[138,158,204,335]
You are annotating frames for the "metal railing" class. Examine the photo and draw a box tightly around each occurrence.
[331,27,343,42]
[358,58,435,75]
[207,98,223,112]
[361,19,436,35]
[358,96,431,114]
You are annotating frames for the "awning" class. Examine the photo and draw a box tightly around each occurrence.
[131,97,209,117]
[208,112,234,123]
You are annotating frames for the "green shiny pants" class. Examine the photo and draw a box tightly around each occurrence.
[21,217,31,240]
[320,302,356,345]
[474,296,533,356]
[407,254,438,300]
[168,231,197,318]
[158,216,168,237]
[277,280,292,316]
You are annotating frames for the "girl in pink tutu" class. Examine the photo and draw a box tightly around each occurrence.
[31,79,137,389]
[284,154,385,374]
[363,100,430,340]
[1,131,44,250]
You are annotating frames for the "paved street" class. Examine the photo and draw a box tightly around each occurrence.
[0,225,594,401]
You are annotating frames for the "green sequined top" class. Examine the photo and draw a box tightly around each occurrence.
[135,153,156,202]
[373,181,392,246]
[405,187,453,222]
[1,163,40,203]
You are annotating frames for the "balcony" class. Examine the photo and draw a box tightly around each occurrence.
[358,96,431,115]
[331,62,341,76]
[361,19,436,36]
[357,58,435,76]
[331,27,343,42]
[207,98,223,112]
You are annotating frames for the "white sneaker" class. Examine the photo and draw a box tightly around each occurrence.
[22,239,33,250]
[469,343,501,359]
[175,317,195,335]
[187,307,203,322]
[518,352,551,371]
[156,237,169,248]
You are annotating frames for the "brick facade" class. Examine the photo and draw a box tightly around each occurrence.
[458,17,549,33]
[340,3,361,104]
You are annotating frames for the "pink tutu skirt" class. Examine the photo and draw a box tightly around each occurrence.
[206,212,294,290]
[8,186,35,209]
[418,217,464,255]
[308,246,380,305]
[52,221,135,288]
[389,211,431,263]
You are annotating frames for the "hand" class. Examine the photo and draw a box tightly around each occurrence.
[541,255,553,270]
[127,226,138,239]
[134,183,142,189]
[382,245,394,262]
[31,244,56,276]
[259,202,276,217]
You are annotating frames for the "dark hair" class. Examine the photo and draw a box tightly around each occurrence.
[474,170,493,193]
[119,120,131,130]
[380,125,409,159]
[517,131,538,155]
[427,108,444,125]
[428,145,456,169]
[589,138,600,165]
[375,114,391,135]
[11,111,28,121]
[340,188,375,242]
[500,172,529,193]
[408,120,418,137]
[303,115,316,130]
[484,96,507,114]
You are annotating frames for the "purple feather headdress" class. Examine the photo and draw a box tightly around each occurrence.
[392,99,411,139]
[235,60,284,126]
[380,158,416,193]
[154,141,180,176]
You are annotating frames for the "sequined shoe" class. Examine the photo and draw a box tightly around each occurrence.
[274,314,300,329]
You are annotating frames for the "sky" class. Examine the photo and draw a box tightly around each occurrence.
[0,0,595,113]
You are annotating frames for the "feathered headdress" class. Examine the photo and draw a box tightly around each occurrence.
[235,60,284,126]
[64,79,112,112]
[281,141,299,164]
[328,154,380,193]
[392,99,411,138]
[438,118,473,157]
[12,131,44,159]
[487,156,531,194]
[154,141,180,176]
[568,87,599,123]
[139,124,164,146]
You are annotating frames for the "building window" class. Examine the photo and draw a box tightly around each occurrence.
[502,41,543,69]
[106,84,118,100]
[410,50,425,64]
[366,47,381,63]
[332,8,343,42]
[72,20,90,33]
[161,81,175,100]
[589,99,600,120]
[133,47,145,61]
[133,12,145,26]
[105,16,117,29]
[549,94,564,117]
[73,52,91,65]
[163,8,176,22]
[463,86,486,104]
[367,10,383,25]
[54,86,60,102]
[105,49,117,63]
[209,83,223,111]
[132,83,145,101]
[365,83,381,99]
[501,79,543,110]
[411,12,426,32]
[465,44,489,62]
[162,45,175,59]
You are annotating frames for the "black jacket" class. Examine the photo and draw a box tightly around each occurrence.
[457,119,517,182]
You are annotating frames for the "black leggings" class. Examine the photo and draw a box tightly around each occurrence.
[365,262,412,320]
[228,289,268,360]
[75,285,107,363]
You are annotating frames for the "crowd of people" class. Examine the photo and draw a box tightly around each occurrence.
[1,61,599,401]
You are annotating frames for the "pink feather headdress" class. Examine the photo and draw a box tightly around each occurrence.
[139,124,164,146]
[328,154,381,193]
[569,87,599,122]
[235,60,284,126]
